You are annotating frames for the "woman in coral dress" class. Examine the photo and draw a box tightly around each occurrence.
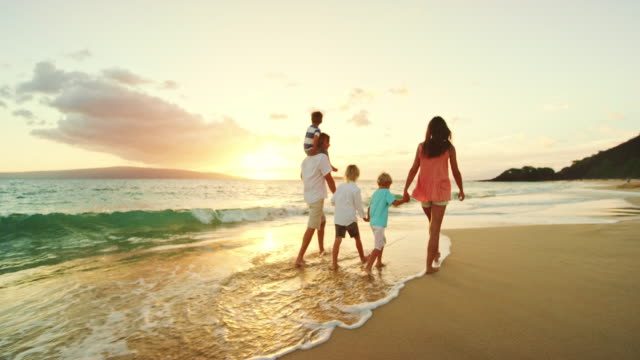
[403,116,465,274]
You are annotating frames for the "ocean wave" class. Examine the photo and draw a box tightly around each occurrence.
[0,207,306,275]
[0,207,306,239]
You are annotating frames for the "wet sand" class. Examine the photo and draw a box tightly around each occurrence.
[283,194,640,360]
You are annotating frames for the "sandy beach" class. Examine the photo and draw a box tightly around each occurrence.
[284,194,640,360]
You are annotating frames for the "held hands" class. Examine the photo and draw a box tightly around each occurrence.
[402,191,411,203]
[363,216,370,223]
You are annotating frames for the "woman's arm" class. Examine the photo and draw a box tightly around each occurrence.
[403,144,422,201]
[449,145,465,201]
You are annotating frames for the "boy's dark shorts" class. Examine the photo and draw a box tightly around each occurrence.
[335,222,359,238]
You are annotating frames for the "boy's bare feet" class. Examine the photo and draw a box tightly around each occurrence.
[426,267,439,274]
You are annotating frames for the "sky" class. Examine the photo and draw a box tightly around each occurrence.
[1,0,638,180]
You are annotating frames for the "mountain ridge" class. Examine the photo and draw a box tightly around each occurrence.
[0,166,246,180]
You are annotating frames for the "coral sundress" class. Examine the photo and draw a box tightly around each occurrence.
[411,146,451,202]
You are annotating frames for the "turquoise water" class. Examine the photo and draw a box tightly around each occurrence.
[0,179,636,359]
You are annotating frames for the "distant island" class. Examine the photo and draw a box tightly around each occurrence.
[0,166,246,180]
[491,134,640,181]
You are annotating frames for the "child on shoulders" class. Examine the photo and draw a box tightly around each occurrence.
[303,111,338,172]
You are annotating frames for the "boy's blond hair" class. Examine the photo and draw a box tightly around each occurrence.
[344,164,360,182]
[377,172,392,186]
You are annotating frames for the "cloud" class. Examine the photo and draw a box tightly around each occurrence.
[608,112,625,120]
[12,108,45,126]
[347,110,371,127]
[17,61,89,94]
[340,88,374,110]
[12,109,35,120]
[161,80,179,90]
[102,68,151,86]
[543,102,569,111]
[0,85,11,99]
[589,125,636,138]
[18,62,293,168]
[538,136,557,148]
[388,87,409,95]
[270,113,288,120]
[67,49,92,61]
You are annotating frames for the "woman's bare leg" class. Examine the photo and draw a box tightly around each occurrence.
[426,204,447,274]
[422,206,440,262]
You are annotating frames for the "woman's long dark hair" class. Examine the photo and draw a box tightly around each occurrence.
[422,116,452,158]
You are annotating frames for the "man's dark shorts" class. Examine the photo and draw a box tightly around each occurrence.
[335,222,360,238]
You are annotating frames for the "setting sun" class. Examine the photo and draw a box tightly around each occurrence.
[239,144,296,180]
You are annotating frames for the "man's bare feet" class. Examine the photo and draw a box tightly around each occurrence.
[426,267,439,274]
[375,262,386,268]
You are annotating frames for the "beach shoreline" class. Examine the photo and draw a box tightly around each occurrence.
[282,186,640,360]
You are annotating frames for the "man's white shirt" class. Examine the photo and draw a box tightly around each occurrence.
[301,153,332,204]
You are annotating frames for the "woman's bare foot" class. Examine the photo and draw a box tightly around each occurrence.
[330,263,339,270]
[426,267,439,274]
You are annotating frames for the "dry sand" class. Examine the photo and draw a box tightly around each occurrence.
[283,196,640,360]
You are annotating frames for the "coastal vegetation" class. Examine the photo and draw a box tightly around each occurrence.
[491,135,640,181]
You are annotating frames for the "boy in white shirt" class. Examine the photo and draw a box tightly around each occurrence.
[330,164,368,270]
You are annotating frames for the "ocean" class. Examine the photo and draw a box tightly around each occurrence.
[0,179,637,359]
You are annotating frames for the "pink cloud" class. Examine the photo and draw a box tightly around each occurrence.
[340,88,374,111]
[17,62,88,94]
[270,113,288,120]
[67,49,92,61]
[18,62,293,168]
[388,87,409,95]
[347,110,371,127]
[102,68,151,86]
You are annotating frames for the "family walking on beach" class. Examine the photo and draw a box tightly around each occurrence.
[296,112,465,275]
